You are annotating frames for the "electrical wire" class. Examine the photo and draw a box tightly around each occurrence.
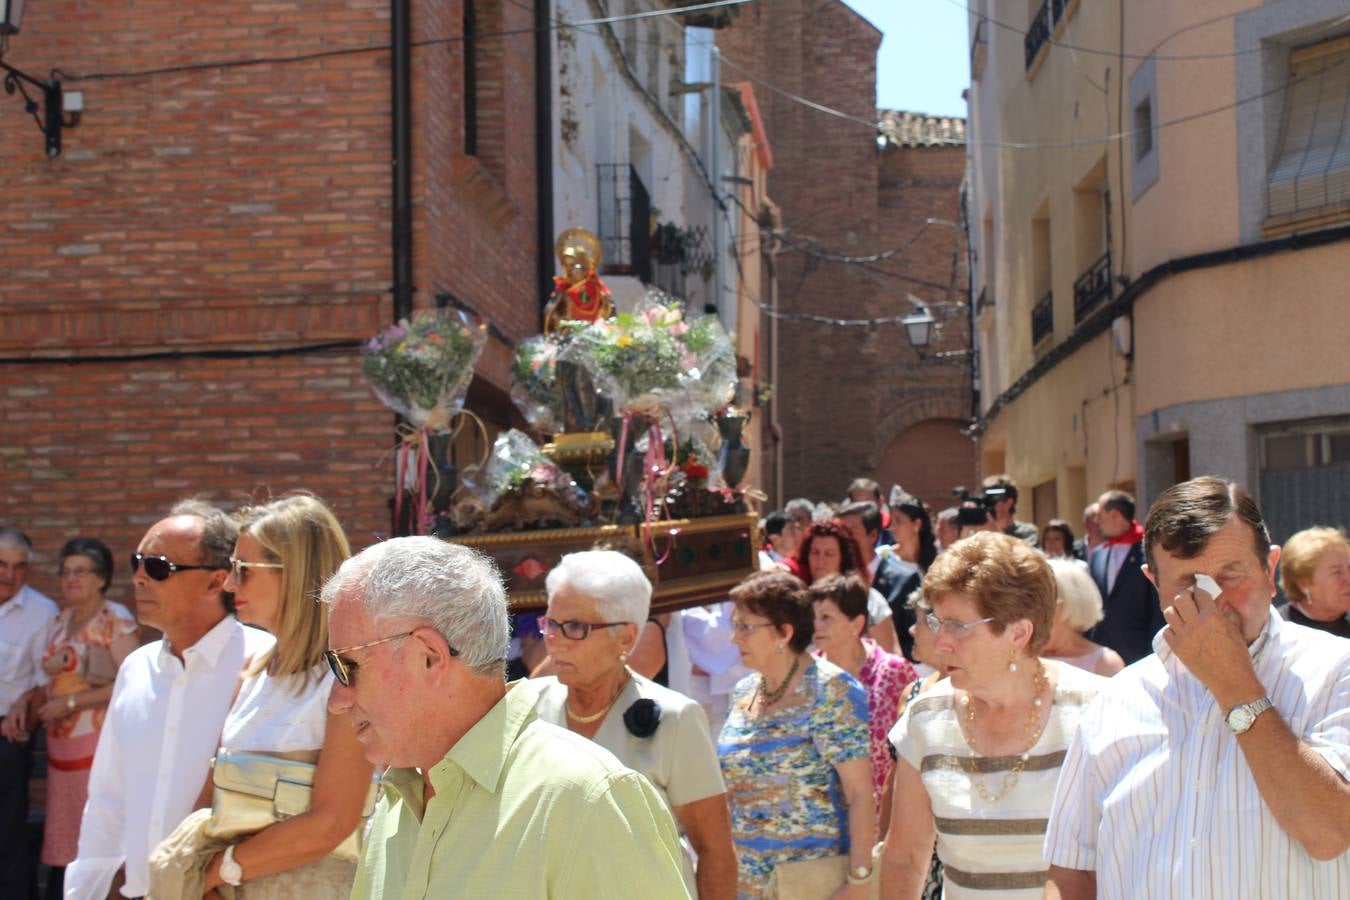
[51,0,753,83]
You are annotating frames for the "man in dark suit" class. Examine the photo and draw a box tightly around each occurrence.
[838,501,923,662]
[1088,490,1166,664]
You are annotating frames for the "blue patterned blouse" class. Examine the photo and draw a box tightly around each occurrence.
[717,656,871,899]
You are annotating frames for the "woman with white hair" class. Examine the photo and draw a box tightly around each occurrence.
[531,550,737,900]
[1041,558,1124,677]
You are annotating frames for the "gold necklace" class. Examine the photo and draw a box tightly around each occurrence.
[960,660,1050,804]
[757,654,802,707]
[565,673,629,724]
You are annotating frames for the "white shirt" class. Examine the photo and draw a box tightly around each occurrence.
[1044,608,1350,898]
[66,616,274,899]
[221,662,333,753]
[1099,542,1131,595]
[0,584,58,717]
[681,602,749,696]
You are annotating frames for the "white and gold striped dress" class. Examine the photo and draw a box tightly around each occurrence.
[889,661,1106,898]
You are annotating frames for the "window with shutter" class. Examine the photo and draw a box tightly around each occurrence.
[1264,36,1350,234]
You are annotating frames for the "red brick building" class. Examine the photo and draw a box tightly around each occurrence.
[719,1,974,511]
[0,0,542,604]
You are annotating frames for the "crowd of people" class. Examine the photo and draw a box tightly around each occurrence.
[0,471,1345,899]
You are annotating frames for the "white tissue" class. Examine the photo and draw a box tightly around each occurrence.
[1194,573,1221,599]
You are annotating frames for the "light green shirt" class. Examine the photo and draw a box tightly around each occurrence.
[351,680,692,900]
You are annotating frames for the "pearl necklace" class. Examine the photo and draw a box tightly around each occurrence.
[566,672,629,724]
[960,660,1050,804]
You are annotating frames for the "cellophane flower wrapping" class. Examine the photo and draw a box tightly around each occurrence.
[454,429,586,527]
[559,292,737,425]
[509,335,565,433]
[362,309,487,432]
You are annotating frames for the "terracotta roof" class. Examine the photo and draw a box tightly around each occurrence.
[878,110,966,148]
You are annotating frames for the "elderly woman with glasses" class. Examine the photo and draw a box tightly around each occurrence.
[152,494,374,899]
[531,550,736,900]
[880,533,1106,899]
[718,570,875,899]
[11,539,138,897]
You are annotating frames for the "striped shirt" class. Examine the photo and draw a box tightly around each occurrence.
[1044,607,1350,898]
[889,662,1106,898]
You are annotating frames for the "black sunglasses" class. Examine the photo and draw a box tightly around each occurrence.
[130,552,224,582]
[324,629,459,688]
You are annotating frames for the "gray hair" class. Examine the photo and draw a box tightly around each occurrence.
[545,550,652,624]
[168,498,237,568]
[1048,558,1105,632]
[0,527,35,563]
[321,537,509,677]
[784,498,814,521]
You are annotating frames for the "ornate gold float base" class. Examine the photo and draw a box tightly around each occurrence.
[446,512,760,613]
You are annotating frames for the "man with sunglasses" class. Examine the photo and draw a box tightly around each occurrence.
[322,536,690,900]
[67,501,273,900]
[0,527,58,899]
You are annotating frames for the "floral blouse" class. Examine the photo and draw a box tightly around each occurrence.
[41,602,136,741]
[856,638,916,803]
[717,657,870,899]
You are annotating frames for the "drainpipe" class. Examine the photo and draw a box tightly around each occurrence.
[391,0,414,322]
[535,0,555,312]
[710,46,723,322]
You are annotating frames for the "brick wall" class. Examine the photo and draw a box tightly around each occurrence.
[0,0,539,598]
[720,1,972,504]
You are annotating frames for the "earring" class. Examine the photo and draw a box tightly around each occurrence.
[1008,650,1018,673]
[777,644,785,655]
[619,651,629,663]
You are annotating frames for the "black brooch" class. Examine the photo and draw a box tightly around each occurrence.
[622,699,662,738]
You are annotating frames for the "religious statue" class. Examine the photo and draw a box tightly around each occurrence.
[544,228,613,333]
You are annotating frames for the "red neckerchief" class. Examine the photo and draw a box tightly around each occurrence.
[1104,520,1144,547]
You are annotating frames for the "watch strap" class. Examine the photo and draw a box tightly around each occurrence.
[220,845,244,886]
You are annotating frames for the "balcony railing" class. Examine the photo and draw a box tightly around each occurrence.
[597,163,652,284]
[1025,0,1052,70]
[1073,252,1112,324]
[1031,291,1054,346]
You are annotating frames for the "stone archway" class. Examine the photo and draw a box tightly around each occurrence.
[876,418,977,514]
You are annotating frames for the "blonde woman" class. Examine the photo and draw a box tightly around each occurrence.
[155,494,374,898]
[1279,527,1350,639]
[1041,559,1125,677]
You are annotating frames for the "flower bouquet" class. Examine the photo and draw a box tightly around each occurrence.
[362,309,487,432]
[510,335,565,434]
[453,430,596,533]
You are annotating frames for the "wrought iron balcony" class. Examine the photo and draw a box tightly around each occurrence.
[1031,291,1054,346]
[1073,252,1112,324]
[597,163,652,284]
[1025,0,1052,70]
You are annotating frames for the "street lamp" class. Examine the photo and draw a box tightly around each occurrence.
[1,1,76,158]
[0,0,24,36]
[901,306,936,350]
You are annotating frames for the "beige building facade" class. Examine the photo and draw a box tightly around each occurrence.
[967,0,1350,542]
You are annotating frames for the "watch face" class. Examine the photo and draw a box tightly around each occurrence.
[1229,708,1254,731]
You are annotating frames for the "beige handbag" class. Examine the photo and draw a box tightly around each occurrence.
[767,843,884,900]
[204,750,379,863]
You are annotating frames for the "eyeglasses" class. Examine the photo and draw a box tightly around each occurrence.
[59,566,100,579]
[130,553,224,582]
[924,611,995,637]
[538,617,629,641]
[229,556,284,584]
[324,629,461,687]
[729,620,776,637]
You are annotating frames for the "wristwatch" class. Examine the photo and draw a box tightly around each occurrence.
[846,864,874,885]
[1225,697,1273,735]
[219,845,244,887]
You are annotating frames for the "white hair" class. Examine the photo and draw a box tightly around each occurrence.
[1049,558,1105,632]
[320,537,509,677]
[545,550,652,624]
[0,527,35,563]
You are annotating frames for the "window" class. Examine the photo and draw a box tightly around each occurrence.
[1133,98,1153,161]
[1265,36,1350,226]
